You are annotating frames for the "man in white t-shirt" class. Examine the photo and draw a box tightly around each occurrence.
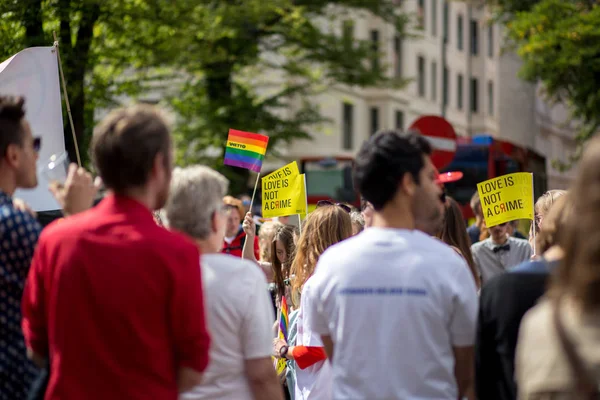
[164,165,282,400]
[304,130,479,399]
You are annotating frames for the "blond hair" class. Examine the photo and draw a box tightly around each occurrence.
[290,206,353,306]
[223,195,244,222]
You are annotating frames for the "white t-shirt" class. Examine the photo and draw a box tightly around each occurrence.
[305,228,479,399]
[181,253,274,400]
[294,277,333,400]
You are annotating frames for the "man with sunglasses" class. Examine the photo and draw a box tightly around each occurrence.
[471,220,532,285]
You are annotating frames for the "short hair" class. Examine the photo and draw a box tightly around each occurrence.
[0,96,26,157]
[350,211,365,232]
[92,105,171,194]
[223,195,244,221]
[354,130,432,211]
[164,166,229,239]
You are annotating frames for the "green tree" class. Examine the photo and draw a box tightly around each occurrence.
[0,0,412,192]
[488,0,600,166]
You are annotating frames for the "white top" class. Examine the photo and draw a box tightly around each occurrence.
[181,253,274,400]
[305,228,479,399]
[294,276,333,400]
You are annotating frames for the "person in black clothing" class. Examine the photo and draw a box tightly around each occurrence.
[475,194,571,400]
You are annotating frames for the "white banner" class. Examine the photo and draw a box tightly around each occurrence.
[0,46,66,211]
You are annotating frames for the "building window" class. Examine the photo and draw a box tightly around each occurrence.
[342,102,354,149]
[487,25,494,58]
[487,80,494,116]
[395,110,405,131]
[443,1,449,42]
[394,35,402,78]
[470,77,479,113]
[431,61,438,101]
[417,56,426,97]
[470,19,478,55]
[418,0,425,29]
[431,0,437,36]
[457,14,463,51]
[370,107,379,135]
[457,73,463,110]
[370,29,380,72]
[443,67,449,106]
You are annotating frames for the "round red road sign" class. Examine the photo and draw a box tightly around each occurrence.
[409,115,457,170]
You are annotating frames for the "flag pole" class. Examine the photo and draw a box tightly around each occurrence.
[53,31,82,167]
[531,173,536,256]
[250,172,260,211]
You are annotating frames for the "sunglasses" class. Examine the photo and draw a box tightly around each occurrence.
[33,137,41,153]
[316,200,352,213]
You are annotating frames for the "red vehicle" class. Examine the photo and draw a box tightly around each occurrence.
[300,135,547,218]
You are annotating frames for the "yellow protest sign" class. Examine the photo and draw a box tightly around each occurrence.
[477,172,534,227]
[264,161,300,181]
[262,173,307,218]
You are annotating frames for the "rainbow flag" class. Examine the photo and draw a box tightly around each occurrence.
[274,296,290,375]
[279,295,289,341]
[223,129,269,173]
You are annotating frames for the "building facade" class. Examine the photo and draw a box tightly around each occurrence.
[271,0,577,190]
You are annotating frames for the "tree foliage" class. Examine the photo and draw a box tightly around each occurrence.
[488,0,600,167]
[0,0,411,192]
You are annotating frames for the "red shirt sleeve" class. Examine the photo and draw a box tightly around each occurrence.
[170,243,211,373]
[253,235,260,260]
[291,345,327,370]
[21,238,49,357]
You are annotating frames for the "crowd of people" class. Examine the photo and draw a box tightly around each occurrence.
[1,94,599,400]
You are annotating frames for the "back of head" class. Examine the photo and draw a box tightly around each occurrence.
[92,105,171,194]
[534,189,567,233]
[554,137,600,311]
[0,96,26,160]
[291,206,353,297]
[353,130,432,211]
[258,220,283,262]
[536,194,571,254]
[164,165,229,241]
[350,211,365,233]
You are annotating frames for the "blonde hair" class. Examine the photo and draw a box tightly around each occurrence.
[535,194,571,254]
[258,221,283,262]
[222,195,244,222]
[534,189,567,233]
[290,206,353,306]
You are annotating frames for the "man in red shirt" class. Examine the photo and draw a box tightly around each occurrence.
[222,195,260,259]
[22,105,211,400]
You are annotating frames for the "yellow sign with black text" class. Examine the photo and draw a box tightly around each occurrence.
[262,172,307,218]
[477,172,534,227]
[264,161,300,181]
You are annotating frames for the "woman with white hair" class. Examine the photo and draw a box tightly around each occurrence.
[163,166,282,400]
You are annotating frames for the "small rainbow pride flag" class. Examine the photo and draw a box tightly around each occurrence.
[223,129,269,173]
[279,295,289,342]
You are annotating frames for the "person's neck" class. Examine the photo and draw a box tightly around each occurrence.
[121,187,157,210]
[195,239,218,254]
[371,204,414,230]
[0,168,17,197]
[491,234,509,245]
